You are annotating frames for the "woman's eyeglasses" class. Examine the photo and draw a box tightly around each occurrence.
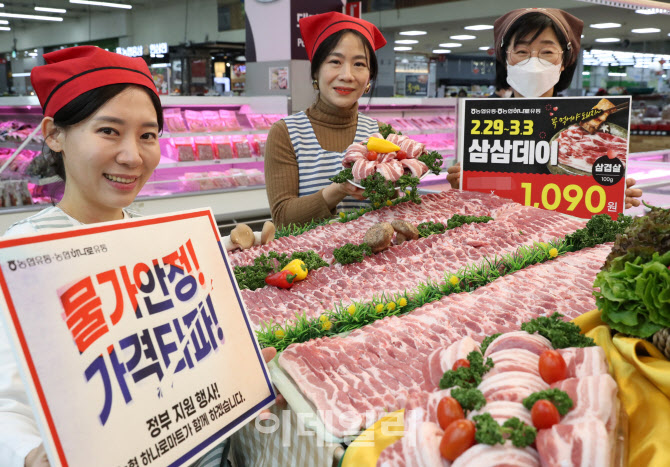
[507,48,564,67]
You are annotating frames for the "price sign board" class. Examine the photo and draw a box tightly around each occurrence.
[0,210,275,467]
[458,96,631,219]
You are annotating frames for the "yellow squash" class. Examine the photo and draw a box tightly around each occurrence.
[367,137,401,153]
[281,259,308,281]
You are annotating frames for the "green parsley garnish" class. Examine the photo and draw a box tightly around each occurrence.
[233,250,327,291]
[521,312,595,349]
[439,350,494,389]
[522,388,573,416]
[329,168,354,184]
[417,221,446,238]
[333,243,373,265]
[473,413,537,448]
[446,214,493,230]
[479,333,502,355]
[451,387,486,414]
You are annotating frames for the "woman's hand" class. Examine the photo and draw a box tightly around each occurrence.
[25,444,50,467]
[625,177,643,209]
[322,182,366,209]
[447,162,461,189]
[260,347,286,419]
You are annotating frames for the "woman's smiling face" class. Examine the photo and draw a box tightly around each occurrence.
[53,86,161,218]
[316,32,371,109]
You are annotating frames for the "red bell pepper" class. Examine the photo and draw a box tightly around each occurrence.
[265,270,297,289]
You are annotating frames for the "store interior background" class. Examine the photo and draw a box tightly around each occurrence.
[0,0,668,232]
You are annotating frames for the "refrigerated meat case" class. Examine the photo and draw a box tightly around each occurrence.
[627,149,670,216]
[0,95,290,233]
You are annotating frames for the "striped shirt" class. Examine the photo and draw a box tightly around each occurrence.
[284,111,378,212]
[4,206,140,236]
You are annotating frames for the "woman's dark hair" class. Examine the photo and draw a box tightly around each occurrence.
[310,29,378,91]
[46,83,163,180]
[495,12,577,95]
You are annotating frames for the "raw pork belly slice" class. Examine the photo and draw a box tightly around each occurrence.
[483,349,540,380]
[401,158,429,177]
[377,440,406,467]
[352,158,377,180]
[451,443,540,467]
[483,331,553,358]
[278,244,612,437]
[467,400,533,427]
[478,371,549,403]
[535,419,611,467]
[342,144,367,167]
[424,336,478,391]
[241,196,591,329]
[402,421,448,467]
[551,374,619,432]
[376,160,404,182]
[556,125,628,173]
[558,346,609,378]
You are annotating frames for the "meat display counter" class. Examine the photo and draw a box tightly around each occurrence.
[0,95,289,232]
[627,149,670,216]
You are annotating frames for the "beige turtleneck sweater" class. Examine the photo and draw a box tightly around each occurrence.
[264,97,377,228]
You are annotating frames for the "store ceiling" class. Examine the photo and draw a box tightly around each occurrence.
[376,0,670,57]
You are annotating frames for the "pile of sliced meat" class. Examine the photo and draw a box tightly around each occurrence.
[556,125,628,172]
[378,332,618,467]
[277,243,612,438]
[342,133,429,182]
[231,191,586,330]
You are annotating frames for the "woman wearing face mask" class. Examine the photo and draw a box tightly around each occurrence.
[447,8,643,209]
[0,46,279,467]
[264,12,386,227]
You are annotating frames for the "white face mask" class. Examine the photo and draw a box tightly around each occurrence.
[503,90,513,98]
[506,58,562,97]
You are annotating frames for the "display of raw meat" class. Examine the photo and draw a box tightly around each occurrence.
[556,125,628,172]
[424,336,478,390]
[482,349,540,380]
[467,400,533,427]
[351,158,377,180]
[483,331,553,358]
[551,374,619,432]
[376,160,404,181]
[277,243,612,437]
[236,194,588,329]
[478,371,550,403]
[557,346,609,379]
[535,419,611,467]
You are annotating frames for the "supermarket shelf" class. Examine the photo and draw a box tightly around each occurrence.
[160,129,269,139]
[156,156,263,168]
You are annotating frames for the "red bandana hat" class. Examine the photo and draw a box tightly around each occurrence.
[31,45,158,117]
[299,11,387,61]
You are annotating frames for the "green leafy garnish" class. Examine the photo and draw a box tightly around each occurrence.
[521,312,595,349]
[359,172,398,207]
[379,123,401,139]
[233,250,327,291]
[564,213,632,253]
[472,414,537,448]
[451,387,486,414]
[439,350,494,389]
[522,388,573,416]
[417,150,444,175]
[330,168,354,184]
[333,243,373,265]
[479,333,502,355]
[417,222,446,238]
[446,214,493,230]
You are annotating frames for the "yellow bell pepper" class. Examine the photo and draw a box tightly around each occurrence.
[366,136,401,153]
[281,259,308,281]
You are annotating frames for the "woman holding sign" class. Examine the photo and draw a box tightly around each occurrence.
[264,11,386,227]
[0,46,278,467]
[446,7,643,209]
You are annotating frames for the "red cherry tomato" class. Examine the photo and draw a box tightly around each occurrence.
[538,349,567,384]
[452,359,471,371]
[366,151,378,161]
[439,419,476,461]
[606,148,617,159]
[531,399,560,429]
[396,150,408,160]
[436,396,464,430]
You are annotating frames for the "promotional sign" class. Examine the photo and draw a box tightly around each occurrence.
[405,73,429,96]
[0,210,275,467]
[290,0,343,60]
[459,96,632,219]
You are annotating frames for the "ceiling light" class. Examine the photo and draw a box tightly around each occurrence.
[450,35,476,40]
[0,12,62,21]
[439,43,462,48]
[399,30,426,36]
[35,6,67,13]
[608,72,626,76]
[635,9,657,15]
[150,63,170,69]
[478,46,491,51]
[12,72,30,77]
[395,39,418,44]
[631,28,661,34]
[433,49,451,53]
[394,46,412,51]
[0,20,7,24]
[236,55,246,61]
[582,71,590,75]
[590,23,621,29]
[464,25,492,31]
[69,0,132,9]
[0,26,9,31]
[595,38,620,43]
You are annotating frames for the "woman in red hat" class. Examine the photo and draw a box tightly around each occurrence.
[446,8,643,209]
[264,11,387,227]
[0,46,278,467]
